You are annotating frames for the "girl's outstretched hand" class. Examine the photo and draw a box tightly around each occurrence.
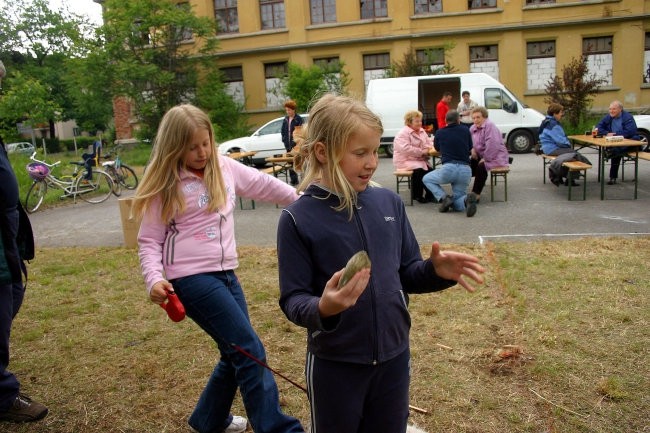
[150,279,175,304]
[318,268,370,318]
[428,241,485,292]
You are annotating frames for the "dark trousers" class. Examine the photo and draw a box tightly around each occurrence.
[470,158,488,195]
[608,146,641,180]
[306,348,410,433]
[0,280,25,412]
[411,167,434,200]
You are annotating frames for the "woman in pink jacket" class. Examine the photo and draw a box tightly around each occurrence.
[392,110,435,203]
[469,106,510,203]
[133,104,304,433]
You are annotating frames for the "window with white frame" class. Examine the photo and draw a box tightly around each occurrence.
[221,66,245,105]
[468,0,496,9]
[260,0,285,30]
[265,62,288,107]
[215,0,239,34]
[525,0,555,4]
[527,41,556,90]
[643,33,650,83]
[310,0,336,24]
[416,48,444,72]
[363,53,390,91]
[583,36,612,86]
[415,0,442,14]
[360,0,387,19]
[469,45,499,80]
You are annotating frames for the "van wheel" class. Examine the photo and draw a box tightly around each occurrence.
[507,130,534,154]
[384,143,394,157]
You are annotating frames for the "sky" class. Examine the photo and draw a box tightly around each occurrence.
[47,0,103,25]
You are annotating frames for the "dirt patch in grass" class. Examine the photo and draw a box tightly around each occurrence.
[5,237,649,433]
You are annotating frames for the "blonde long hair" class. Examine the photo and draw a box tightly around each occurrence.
[132,104,227,224]
[297,94,383,218]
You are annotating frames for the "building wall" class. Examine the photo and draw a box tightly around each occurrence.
[175,0,650,129]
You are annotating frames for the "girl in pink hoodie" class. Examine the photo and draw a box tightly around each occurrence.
[133,104,304,433]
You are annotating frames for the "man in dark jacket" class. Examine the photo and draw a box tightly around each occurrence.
[596,100,640,184]
[0,65,49,423]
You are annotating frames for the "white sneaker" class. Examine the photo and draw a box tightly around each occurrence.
[223,415,247,433]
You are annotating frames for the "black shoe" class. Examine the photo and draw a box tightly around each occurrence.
[0,393,48,423]
[415,197,431,204]
[466,192,478,218]
[439,195,453,213]
[564,179,579,187]
[607,178,616,185]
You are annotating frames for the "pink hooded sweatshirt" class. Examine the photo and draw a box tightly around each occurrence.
[138,156,299,293]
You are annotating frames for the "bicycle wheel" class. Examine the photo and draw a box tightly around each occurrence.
[118,164,139,190]
[75,170,114,204]
[24,181,48,213]
[106,166,122,196]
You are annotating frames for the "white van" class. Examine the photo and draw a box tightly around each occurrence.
[365,73,545,155]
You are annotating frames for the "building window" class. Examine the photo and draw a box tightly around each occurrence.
[583,36,613,86]
[221,66,245,105]
[526,41,556,90]
[526,0,555,4]
[215,0,239,34]
[260,0,285,30]
[416,48,444,72]
[132,19,151,46]
[175,2,194,41]
[265,62,288,107]
[415,0,442,14]
[468,0,496,9]
[360,0,387,19]
[363,53,390,90]
[314,57,343,93]
[643,33,650,83]
[310,0,336,24]
[470,45,499,80]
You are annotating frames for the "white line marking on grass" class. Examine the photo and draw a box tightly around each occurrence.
[478,232,650,245]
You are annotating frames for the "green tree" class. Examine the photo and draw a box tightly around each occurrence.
[544,56,606,127]
[196,69,250,141]
[100,0,229,139]
[387,45,457,78]
[275,62,350,114]
[0,0,97,137]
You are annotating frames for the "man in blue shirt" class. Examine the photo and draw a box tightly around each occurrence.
[596,100,640,184]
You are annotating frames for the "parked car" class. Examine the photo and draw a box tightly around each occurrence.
[218,114,309,166]
[633,115,650,148]
[6,141,35,155]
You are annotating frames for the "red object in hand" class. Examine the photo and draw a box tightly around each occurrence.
[160,292,186,322]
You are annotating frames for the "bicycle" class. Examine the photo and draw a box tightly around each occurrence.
[24,152,114,213]
[101,151,139,197]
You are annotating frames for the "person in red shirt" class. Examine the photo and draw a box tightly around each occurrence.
[436,92,453,129]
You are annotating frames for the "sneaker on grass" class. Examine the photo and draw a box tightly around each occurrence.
[189,415,247,433]
[0,393,48,423]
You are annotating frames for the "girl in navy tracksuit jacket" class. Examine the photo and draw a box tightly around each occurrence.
[277,94,485,433]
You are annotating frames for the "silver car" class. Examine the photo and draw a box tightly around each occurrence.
[218,114,308,166]
[6,142,35,155]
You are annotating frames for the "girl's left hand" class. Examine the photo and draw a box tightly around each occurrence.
[428,242,485,292]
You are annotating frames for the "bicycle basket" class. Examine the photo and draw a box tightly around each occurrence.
[26,162,50,181]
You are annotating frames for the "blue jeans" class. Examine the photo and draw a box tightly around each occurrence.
[172,271,304,433]
[422,163,472,211]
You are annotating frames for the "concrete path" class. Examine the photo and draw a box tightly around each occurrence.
[28,150,650,248]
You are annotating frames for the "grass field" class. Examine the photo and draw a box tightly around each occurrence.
[5,237,649,433]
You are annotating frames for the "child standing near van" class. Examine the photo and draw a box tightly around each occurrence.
[277,94,485,433]
[134,104,304,433]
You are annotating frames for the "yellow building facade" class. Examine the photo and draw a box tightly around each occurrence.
[184,0,649,127]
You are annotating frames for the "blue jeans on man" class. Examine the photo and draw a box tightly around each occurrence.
[171,271,303,433]
[422,163,472,211]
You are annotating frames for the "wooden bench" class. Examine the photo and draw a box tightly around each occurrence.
[489,166,509,202]
[628,151,650,161]
[541,154,557,184]
[562,161,592,201]
[393,170,413,206]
